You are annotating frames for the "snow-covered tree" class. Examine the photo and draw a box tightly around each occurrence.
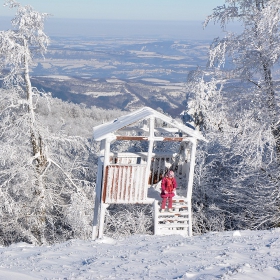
[186,68,280,232]
[0,87,96,245]
[0,0,49,173]
[186,69,228,133]
[0,1,97,245]
[204,0,280,161]
[184,0,280,233]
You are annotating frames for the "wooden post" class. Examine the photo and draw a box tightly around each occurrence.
[98,202,109,239]
[186,138,197,237]
[97,135,115,239]
[99,139,106,156]
[92,157,104,240]
[145,117,155,189]
[148,119,157,236]
[153,199,159,235]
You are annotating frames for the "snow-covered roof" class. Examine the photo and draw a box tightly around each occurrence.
[93,107,206,142]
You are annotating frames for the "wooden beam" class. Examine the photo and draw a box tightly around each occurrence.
[116,136,148,141]
[162,137,184,142]
[115,136,185,142]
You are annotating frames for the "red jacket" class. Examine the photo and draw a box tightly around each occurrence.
[161,177,177,198]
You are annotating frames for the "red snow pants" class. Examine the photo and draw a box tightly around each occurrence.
[161,196,173,209]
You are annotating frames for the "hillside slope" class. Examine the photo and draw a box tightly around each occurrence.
[1,229,280,279]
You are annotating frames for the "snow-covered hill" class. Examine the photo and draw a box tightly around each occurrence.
[1,229,280,279]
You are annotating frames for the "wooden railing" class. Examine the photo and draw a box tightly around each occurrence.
[103,164,147,203]
[109,152,179,184]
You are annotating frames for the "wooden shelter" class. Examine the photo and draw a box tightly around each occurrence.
[92,107,206,239]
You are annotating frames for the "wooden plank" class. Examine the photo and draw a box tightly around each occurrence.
[102,166,108,203]
[124,165,131,202]
[139,165,146,201]
[111,166,117,202]
[130,165,135,203]
[106,166,112,202]
[142,166,147,200]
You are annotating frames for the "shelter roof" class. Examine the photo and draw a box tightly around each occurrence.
[92,107,206,141]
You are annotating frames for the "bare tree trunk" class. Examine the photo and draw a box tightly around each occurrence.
[23,40,48,244]
[23,40,48,171]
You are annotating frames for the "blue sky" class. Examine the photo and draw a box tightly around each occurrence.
[0,0,235,39]
[1,0,225,21]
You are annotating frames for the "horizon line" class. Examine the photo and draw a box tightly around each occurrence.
[0,15,205,23]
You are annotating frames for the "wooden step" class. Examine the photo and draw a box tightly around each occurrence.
[172,199,188,203]
[159,223,189,227]
[158,202,188,209]
[158,200,188,206]
[155,198,190,236]
[158,217,189,222]
[158,206,188,213]
[173,206,188,210]
[158,204,188,209]
[158,223,189,229]
[158,211,189,216]
[172,200,188,203]
[172,202,188,205]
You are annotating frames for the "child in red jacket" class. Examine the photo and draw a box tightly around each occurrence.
[160,170,177,212]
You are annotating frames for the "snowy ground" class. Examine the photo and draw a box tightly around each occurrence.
[1,229,280,279]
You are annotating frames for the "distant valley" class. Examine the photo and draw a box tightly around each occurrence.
[31,37,210,116]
